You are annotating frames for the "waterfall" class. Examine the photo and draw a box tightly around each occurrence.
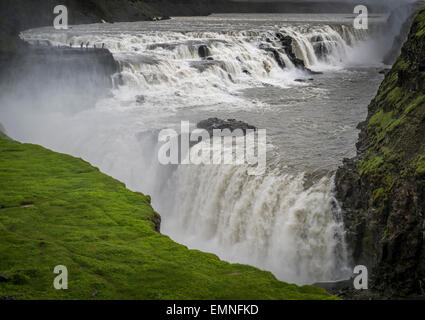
[4,18,389,285]
[22,23,371,92]
[159,160,351,284]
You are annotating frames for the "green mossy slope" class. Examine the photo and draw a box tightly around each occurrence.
[0,136,335,300]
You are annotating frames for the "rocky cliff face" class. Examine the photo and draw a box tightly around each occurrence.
[335,6,425,298]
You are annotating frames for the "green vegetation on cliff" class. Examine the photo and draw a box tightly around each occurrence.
[336,5,425,297]
[0,135,335,299]
[358,6,425,214]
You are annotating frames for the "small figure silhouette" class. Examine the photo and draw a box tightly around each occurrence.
[102,43,105,49]
[80,42,84,49]
[86,42,90,49]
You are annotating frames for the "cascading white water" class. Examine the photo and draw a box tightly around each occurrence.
[23,22,370,91]
[159,159,351,284]
[6,16,391,285]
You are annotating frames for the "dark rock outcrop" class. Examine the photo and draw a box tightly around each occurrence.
[262,47,287,69]
[261,33,322,75]
[260,33,306,70]
[198,45,212,60]
[197,118,257,137]
[275,33,306,69]
[136,95,146,104]
[335,6,425,298]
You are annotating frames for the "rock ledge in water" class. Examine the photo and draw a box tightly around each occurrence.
[197,118,257,137]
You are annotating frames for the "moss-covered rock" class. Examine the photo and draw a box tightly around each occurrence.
[335,5,425,298]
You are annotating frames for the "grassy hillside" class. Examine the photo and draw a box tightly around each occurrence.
[335,6,425,297]
[0,135,335,299]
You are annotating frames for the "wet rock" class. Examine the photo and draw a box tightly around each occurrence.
[261,34,313,72]
[276,33,293,48]
[136,95,145,104]
[197,118,256,138]
[198,45,211,59]
[275,34,306,68]
[150,212,161,233]
[263,47,286,69]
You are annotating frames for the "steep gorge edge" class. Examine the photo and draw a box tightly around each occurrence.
[335,6,425,298]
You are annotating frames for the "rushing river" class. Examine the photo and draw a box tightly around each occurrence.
[1,13,398,284]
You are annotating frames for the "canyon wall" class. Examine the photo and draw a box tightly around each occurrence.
[335,5,425,298]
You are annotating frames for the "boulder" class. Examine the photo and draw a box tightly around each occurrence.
[276,33,293,48]
[197,118,256,138]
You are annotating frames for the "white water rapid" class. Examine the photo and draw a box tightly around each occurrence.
[1,13,398,285]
